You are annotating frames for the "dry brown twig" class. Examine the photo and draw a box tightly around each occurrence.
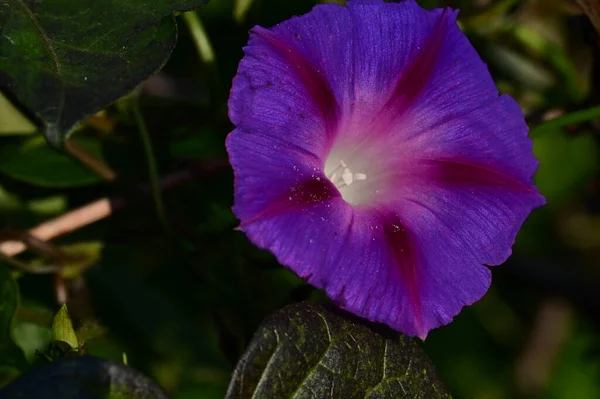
[576,0,600,36]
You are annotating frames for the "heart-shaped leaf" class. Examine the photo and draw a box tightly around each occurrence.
[226,302,451,398]
[0,0,210,146]
[0,356,169,398]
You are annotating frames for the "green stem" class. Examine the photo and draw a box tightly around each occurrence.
[183,11,222,109]
[530,105,600,138]
[132,101,170,231]
[183,11,216,65]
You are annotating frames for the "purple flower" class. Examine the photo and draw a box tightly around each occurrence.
[226,0,545,339]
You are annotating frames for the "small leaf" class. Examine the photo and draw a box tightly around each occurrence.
[0,0,211,146]
[0,264,28,386]
[51,305,78,350]
[0,356,169,398]
[0,136,103,187]
[226,302,451,398]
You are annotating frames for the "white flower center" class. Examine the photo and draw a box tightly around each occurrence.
[326,160,368,190]
[325,147,382,206]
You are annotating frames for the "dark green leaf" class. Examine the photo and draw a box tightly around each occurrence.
[0,136,103,187]
[0,263,28,386]
[226,302,451,399]
[0,0,210,146]
[0,356,169,398]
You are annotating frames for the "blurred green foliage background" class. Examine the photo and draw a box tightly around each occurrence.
[1,0,600,397]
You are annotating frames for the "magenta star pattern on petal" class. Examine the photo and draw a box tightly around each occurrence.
[226,0,545,339]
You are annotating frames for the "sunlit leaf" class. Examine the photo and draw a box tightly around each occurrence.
[226,302,451,398]
[51,305,78,350]
[0,92,35,136]
[0,0,211,146]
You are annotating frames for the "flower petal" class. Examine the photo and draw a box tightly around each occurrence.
[227,128,338,223]
[364,2,539,183]
[376,204,493,339]
[405,96,541,189]
[346,0,452,127]
[236,198,428,337]
[228,4,353,160]
[227,0,545,339]
[399,159,545,266]
[238,197,491,339]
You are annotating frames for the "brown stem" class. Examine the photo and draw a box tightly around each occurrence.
[55,274,67,304]
[0,231,72,261]
[65,138,117,182]
[0,160,227,258]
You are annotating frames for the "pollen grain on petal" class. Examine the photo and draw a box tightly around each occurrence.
[239,176,340,229]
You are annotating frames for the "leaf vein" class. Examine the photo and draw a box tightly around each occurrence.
[250,329,282,399]
[11,0,66,128]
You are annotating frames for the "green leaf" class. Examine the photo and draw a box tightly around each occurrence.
[0,0,211,146]
[0,92,35,136]
[0,356,169,398]
[12,321,52,363]
[0,136,103,187]
[51,305,78,350]
[0,263,28,386]
[226,302,451,398]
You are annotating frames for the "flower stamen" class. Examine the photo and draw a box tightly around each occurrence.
[326,160,367,189]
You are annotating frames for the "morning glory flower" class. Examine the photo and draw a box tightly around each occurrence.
[227,0,545,338]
